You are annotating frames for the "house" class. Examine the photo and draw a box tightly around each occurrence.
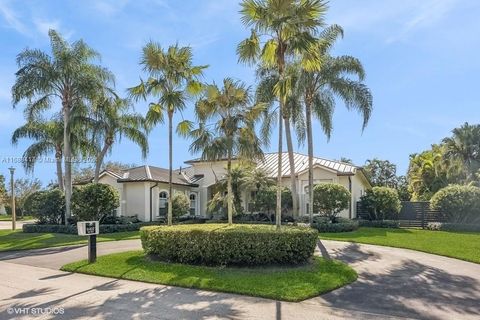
[96,152,371,221]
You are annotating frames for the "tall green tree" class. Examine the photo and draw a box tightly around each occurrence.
[129,42,206,226]
[12,120,65,191]
[12,30,114,223]
[296,25,372,223]
[443,122,480,181]
[83,97,149,183]
[364,159,398,188]
[238,0,327,228]
[190,78,264,224]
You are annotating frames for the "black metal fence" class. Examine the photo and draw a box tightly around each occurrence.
[357,201,448,228]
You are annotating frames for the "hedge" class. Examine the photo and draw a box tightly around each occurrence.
[426,222,480,233]
[312,217,358,233]
[140,224,318,266]
[23,222,165,234]
[358,220,400,228]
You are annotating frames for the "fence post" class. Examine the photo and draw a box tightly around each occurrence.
[421,203,426,229]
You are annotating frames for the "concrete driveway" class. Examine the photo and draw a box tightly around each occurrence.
[0,239,479,320]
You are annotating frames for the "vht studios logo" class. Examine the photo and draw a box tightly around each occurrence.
[7,307,65,315]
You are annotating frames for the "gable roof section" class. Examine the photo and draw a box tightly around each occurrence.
[116,165,197,186]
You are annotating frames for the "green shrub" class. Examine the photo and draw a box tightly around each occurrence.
[360,187,401,220]
[172,193,190,217]
[313,183,350,221]
[312,217,358,233]
[23,221,165,234]
[253,186,293,215]
[72,183,119,222]
[140,224,318,266]
[430,185,480,223]
[426,222,480,232]
[358,220,400,228]
[24,189,65,224]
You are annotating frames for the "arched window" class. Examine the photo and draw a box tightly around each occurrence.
[159,191,168,216]
[190,193,197,216]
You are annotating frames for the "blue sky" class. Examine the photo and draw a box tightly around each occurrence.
[1,0,479,185]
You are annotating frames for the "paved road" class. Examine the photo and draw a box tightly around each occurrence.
[0,220,34,230]
[0,239,479,320]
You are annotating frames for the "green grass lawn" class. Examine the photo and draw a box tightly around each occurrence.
[0,215,35,221]
[61,251,357,302]
[320,227,480,264]
[0,230,140,252]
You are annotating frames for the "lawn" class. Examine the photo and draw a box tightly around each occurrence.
[0,230,140,252]
[320,227,480,264]
[0,215,35,221]
[61,251,357,302]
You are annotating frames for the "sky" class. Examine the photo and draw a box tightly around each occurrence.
[0,0,479,185]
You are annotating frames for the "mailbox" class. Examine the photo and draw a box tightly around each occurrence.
[77,221,99,236]
[77,221,99,263]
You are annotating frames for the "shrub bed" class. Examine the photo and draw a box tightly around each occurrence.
[140,224,318,266]
[426,222,480,233]
[23,222,164,234]
[358,220,400,228]
[312,217,358,233]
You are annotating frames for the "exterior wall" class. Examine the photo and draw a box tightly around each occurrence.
[123,182,149,221]
[97,174,125,216]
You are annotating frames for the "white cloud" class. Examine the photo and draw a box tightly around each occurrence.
[328,0,460,43]
[0,0,28,35]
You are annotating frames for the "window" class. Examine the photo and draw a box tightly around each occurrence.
[159,191,168,216]
[190,193,197,216]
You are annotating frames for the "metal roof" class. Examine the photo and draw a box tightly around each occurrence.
[115,165,196,186]
[257,152,359,177]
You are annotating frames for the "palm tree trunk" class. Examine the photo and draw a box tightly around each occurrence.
[276,102,283,230]
[227,152,233,225]
[94,143,110,183]
[55,147,64,192]
[284,117,299,222]
[306,99,314,224]
[167,112,173,226]
[63,104,72,225]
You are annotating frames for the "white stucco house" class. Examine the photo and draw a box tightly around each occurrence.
[96,152,371,221]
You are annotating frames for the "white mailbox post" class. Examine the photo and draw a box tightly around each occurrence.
[77,221,99,263]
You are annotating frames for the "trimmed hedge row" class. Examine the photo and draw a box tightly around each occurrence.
[358,220,400,229]
[22,222,164,234]
[312,218,358,233]
[140,224,318,266]
[426,222,480,233]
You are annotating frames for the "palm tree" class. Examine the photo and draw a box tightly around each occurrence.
[297,25,373,223]
[11,118,93,191]
[238,0,327,228]
[12,120,65,190]
[12,30,114,223]
[443,122,480,181]
[129,42,206,226]
[82,97,149,183]
[189,78,264,224]
[255,65,303,221]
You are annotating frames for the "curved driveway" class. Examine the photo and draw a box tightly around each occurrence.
[0,239,479,319]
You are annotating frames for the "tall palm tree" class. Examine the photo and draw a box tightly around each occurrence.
[238,0,328,228]
[443,122,480,181]
[12,30,114,223]
[256,65,303,221]
[12,120,65,191]
[297,25,373,223]
[189,78,264,224]
[129,42,206,226]
[82,97,149,183]
[11,119,93,191]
